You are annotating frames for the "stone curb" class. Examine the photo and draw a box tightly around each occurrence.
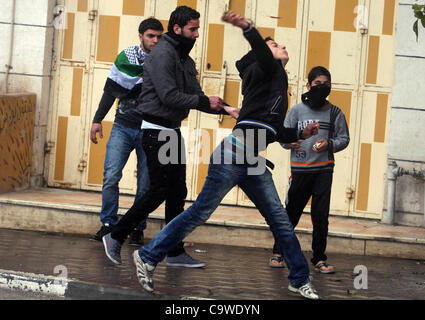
[0,269,187,300]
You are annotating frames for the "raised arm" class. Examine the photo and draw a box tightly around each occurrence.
[221,11,276,74]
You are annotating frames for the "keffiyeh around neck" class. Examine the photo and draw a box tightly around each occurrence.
[108,45,146,90]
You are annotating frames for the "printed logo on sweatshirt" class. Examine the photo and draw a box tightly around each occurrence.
[295,149,307,160]
[297,120,319,131]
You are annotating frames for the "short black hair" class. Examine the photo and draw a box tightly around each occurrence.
[168,6,200,33]
[264,37,274,42]
[138,17,164,34]
[308,66,331,84]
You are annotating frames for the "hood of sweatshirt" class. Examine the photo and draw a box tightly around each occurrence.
[236,50,256,76]
[235,50,257,95]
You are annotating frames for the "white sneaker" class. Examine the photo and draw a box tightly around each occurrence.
[288,282,320,300]
[133,250,155,292]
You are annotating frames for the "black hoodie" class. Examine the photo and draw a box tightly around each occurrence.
[233,25,298,149]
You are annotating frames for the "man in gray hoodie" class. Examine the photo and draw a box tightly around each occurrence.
[269,66,350,274]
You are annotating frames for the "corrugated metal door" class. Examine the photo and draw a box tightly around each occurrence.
[47,0,94,189]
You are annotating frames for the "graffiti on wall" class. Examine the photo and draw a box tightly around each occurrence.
[0,94,36,193]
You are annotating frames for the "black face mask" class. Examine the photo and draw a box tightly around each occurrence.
[166,31,196,58]
[301,84,331,109]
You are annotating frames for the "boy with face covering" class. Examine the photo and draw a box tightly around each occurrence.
[269,67,350,274]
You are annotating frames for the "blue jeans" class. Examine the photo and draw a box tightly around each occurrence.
[139,136,311,288]
[100,123,149,230]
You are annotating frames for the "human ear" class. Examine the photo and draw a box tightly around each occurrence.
[173,24,182,35]
[306,82,311,91]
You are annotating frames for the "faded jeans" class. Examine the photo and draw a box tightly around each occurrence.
[139,135,311,288]
[100,123,149,230]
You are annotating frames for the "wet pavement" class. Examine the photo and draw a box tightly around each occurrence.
[1,228,424,301]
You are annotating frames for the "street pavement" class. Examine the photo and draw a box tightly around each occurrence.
[0,228,424,302]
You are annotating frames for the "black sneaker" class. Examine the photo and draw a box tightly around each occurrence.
[128,230,144,247]
[90,225,113,242]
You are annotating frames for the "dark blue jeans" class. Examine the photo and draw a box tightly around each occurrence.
[100,123,149,230]
[140,136,311,288]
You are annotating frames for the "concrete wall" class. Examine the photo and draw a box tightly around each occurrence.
[386,0,425,226]
[0,0,56,189]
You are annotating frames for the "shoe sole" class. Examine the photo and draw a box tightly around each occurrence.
[128,242,144,247]
[133,251,154,292]
[314,268,335,274]
[102,236,122,265]
[166,262,206,268]
[269,263,285,268]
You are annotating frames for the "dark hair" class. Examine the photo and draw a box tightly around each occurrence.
[168,6,200,33]
[264,37,274,42]
[139,17,164,34]
[308,66,331,84]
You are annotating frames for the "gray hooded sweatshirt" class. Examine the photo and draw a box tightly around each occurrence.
[282,102,350,173]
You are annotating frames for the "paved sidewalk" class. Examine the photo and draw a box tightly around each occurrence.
[2,188,425,261]
[0,228,424,300]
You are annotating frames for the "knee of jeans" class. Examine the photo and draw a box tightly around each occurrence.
[189,201,214,223]
[269,211,293,232]
[103,170,122,186]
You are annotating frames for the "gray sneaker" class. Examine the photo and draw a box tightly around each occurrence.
[102,233,122,265]
[166,252,206,268]
[133,250,155,292]
[288,281,319,300]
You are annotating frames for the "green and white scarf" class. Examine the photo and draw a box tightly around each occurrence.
[108,45,146,91]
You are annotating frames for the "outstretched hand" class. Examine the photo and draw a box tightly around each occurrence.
[221,11,249,29]
[223,105,240,119]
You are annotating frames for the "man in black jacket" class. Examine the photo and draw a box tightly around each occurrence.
[128,12,321,300]
[103,6,238,268]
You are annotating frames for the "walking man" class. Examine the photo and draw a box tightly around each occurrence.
[90,18,163,246]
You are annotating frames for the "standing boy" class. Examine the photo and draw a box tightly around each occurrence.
[269,66,350,273]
